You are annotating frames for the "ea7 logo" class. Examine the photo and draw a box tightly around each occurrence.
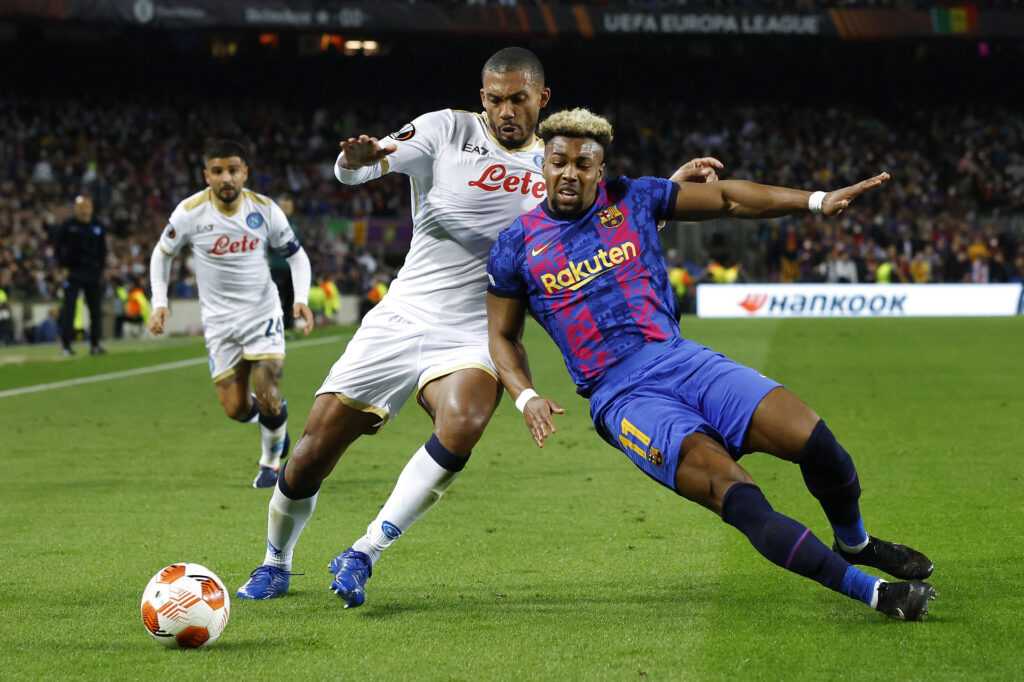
[739,294,767,314]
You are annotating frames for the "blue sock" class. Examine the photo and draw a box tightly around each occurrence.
[239,393,259,423]
[721,483,850,593]
[796,420,868,548]
[840,565,882,607]
[424,434,470,472]
[259,399,288,431]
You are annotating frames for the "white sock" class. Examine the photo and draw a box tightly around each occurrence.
[259,421,287,469]
[263,484,318,571]
[837,536,870,553]
[351,446,460,565]
[870,579,886,609]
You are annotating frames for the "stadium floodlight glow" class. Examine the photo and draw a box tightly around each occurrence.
[321,34,344,52]
[211,40,237,58]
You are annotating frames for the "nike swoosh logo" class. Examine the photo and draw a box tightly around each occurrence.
[531,240,556,257]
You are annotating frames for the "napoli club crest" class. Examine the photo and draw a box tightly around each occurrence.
[599,206,624,229]
[245,212,264,229]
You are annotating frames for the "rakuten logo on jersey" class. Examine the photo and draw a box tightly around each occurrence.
[540,241,638,294]
[207,235,260,255]
[469,164,546,198]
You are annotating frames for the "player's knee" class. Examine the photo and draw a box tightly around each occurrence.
[796,420,851,467]
[436,410,490,449]
[287,434,333,482]
[223,398,250,421]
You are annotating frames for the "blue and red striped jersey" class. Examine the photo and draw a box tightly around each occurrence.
[488,175,680,396]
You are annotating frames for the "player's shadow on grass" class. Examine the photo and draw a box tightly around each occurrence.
[334,577,767,622]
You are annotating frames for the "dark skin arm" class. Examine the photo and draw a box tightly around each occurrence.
[487,293,564,448]
[669,172,890,222]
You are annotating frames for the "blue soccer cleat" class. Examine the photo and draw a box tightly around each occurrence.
[252,466,279,489]
[328,548,372,608]
[236,565,293,599]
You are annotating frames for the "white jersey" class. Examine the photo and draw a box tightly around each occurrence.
[336,109,547,336]
[159,188,298,322]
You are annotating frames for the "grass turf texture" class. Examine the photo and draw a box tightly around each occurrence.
[2,317,1022,680]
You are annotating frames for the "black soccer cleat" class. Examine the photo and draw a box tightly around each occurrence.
[875,580,936,621]
[833,535,934,580]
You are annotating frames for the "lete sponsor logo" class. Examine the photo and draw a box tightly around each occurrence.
[207,235,260,255]
[468,164,546,198]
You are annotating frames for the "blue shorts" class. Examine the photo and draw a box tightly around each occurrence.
[588,337,782,492]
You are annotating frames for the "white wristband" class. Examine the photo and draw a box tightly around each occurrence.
[514,389,539,413]
[808,191,827,214]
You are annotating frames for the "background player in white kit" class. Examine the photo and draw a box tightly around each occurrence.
[149,139,314,489]
[237,49,721,604]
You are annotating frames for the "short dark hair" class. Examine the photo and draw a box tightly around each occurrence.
[482,47,544,88]
[203,139,248,165]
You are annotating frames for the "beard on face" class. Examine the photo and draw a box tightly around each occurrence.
[216,185,238,202]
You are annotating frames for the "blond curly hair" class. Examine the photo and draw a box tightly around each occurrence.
[537,108,613,152]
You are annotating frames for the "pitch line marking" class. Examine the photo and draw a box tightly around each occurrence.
[0,334,345,399]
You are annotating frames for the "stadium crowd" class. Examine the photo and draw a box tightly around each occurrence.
[1,94,1022,331]
[430,1,1014,9]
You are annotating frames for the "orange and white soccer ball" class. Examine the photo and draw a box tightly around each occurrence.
[140,563,230,648]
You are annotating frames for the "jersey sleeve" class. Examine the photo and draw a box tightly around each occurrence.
[267,201,301,257]
[487,222,527,299]
[335,109,453,185]
[378,109,453,178]
[636,176,680,222]
[158,201,192,256]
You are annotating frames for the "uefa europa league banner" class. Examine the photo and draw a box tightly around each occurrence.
[6,1,1016,38]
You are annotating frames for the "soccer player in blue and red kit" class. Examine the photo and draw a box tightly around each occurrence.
[487,108,936,621]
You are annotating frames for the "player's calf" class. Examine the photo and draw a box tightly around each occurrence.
[796,420,867,550]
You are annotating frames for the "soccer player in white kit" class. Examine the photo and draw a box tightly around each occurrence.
[237,49,721,604]
[149,139,315,489]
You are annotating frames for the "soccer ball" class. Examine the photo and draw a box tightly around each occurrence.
[140,563,230,648]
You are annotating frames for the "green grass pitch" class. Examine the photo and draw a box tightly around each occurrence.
[2,316,1022,680]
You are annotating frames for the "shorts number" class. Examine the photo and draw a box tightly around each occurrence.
[265,316,283,338]
[618,418,664,467]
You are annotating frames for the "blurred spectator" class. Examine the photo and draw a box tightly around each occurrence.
[54,195,106,355]
[270,194,298,330]
[2,93,1023,323]
[32,307,60,344]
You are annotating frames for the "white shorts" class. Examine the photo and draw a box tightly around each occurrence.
[205,308,286,381]
[316,304,497,427]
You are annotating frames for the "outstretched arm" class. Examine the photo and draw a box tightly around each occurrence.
[148,244,173,335]
[286,247,314,335]
[334,134,398,185]
[670,157,724,184]
[671,172,890,222]
[487,293,565,448]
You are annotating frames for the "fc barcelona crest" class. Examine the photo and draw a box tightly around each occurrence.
[599,206,624,229]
